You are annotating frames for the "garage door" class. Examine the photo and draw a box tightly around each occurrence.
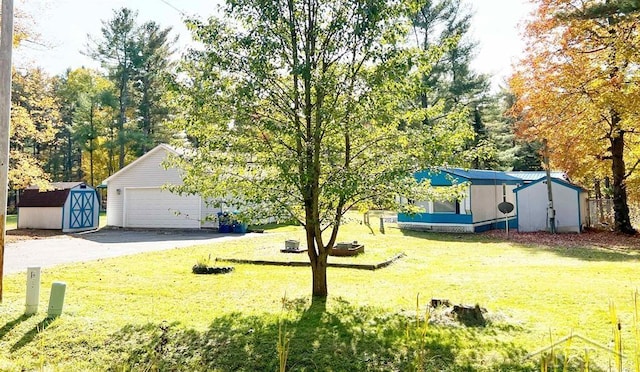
[124,188,201,228]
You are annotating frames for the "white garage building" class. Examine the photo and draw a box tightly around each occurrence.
[101,144,218,229]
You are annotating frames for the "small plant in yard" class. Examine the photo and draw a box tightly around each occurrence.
[192,254,234,275]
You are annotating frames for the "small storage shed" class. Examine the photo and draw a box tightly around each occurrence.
[101,144,218,229]
[398,168,521,233]
[17,182,100,232]
[514,177,588,233]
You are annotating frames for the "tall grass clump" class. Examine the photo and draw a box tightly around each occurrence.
[609,301,622,371]
[410,294,431,372]
[277,294,291,372]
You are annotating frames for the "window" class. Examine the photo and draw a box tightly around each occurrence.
[433,200,460,214]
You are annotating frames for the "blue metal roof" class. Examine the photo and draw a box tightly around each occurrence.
[415,168,522,186]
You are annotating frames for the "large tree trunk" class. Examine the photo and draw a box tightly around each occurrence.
[610,124,636,234]
[306,223,328,297]
[118,69,129,170]
[311,257,328,297]
[118,94,126,170]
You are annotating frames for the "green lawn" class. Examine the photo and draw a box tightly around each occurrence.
[0,223,639,370]
[5,214,16,230]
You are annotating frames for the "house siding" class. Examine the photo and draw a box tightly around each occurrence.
[105,146,189,227]
[398,176,518,233]
[200,200,220,228]
[470,185,517,223]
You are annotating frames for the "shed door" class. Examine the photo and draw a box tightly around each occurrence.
[124,188,200,229]
[69,190,96,229]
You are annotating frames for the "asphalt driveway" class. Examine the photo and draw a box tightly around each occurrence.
[4,229,258,274]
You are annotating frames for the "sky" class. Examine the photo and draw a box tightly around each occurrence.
[14,0,534,90]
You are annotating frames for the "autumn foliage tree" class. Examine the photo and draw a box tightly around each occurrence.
[10,69,61,190]
[510,0,640,234]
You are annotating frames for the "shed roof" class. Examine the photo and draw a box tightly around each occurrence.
[513,177,587,193]
[18,182,90,208]
[415,168,521,186]
[18,189,69,207]
[26,182,85,190]
[506,171,568,183]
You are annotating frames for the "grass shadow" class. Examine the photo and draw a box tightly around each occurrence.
[0,313,34,340]
[249,221,301,232]
[398,227,640,263]
[515,242,640,263]
[105,298,534,371]
[396,228,496,244]
[10,316,56,352]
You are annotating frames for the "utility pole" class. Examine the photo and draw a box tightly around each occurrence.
[543,139,556,234]
[0,0,14,301]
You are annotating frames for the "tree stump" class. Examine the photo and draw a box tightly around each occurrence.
[452,304,486,327]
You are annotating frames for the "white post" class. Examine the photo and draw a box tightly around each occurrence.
[25,267,40,314]
[47,282,67,318]
[505,215,509,238]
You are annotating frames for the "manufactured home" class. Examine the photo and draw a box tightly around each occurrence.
[398,168,521,233]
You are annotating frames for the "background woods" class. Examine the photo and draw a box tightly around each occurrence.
[9,0,636,235]
[8,7,176,205]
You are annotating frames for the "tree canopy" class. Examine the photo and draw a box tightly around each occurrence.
[86,8,176,170]
[172,0,472,297]
[510,0,640,234]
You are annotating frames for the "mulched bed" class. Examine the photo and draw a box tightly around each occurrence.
[192,265,234,275]
[216,252,406,271]
[5,229,65,244]
[481,229,640,251]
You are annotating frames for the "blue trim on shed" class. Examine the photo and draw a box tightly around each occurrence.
[69,190,96,229]
[577,190,582,232]
[515,189,519,229]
